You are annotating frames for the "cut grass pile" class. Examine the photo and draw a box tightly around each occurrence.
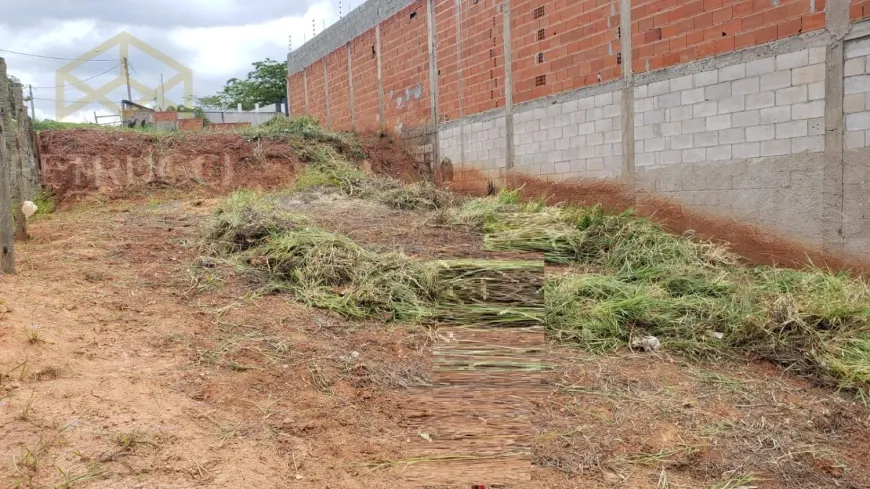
[201,192,541,325]
[197,120,870,396]
[203,190,309,255]
[244,228,438,321]
[492,205,870,393]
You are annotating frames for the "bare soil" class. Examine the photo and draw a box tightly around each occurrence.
[2,188,870,488]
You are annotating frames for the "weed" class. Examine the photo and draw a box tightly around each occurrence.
[25,325,43,344]
[30,190,58,218]
[711,475,755,489]
[19,392,35,421]
[52,463,104,488]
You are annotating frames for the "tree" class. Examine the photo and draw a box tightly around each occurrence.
[198,58,288,111]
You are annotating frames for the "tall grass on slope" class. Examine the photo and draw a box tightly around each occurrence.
[238,115,365,159]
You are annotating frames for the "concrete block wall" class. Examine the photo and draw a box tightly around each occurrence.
[288,0,870,263]
[843,33,870,256]
[633,47,826,170]
[845,36,870,149]
[439,113,506,189]
[513,86,624,181]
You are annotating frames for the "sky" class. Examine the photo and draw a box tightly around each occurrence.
[0,0,358,122]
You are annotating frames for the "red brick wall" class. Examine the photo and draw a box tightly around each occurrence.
[435,0,461,121]
[288,72,306,117]
[306,59,328,123]
[153,111,177,122]
[326,47,352,130]
[380,0,432,134]
[512,0,621,104]
[289,0,854,132]
[351,28,381,133]
[461,0,506,115]
[852,0,870,20]
[631,0,825,74]
[178,119,204,131]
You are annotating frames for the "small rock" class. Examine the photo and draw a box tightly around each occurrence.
[0,304,9,314]
[631,335,661,352]
[708,331,724,340]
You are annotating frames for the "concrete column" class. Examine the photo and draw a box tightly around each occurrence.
[455,0,466,169]
[822,0,850,255]
[619,0,635,188]
[292,75,293,118]
[303,69,310,115]
[323,57,330,126]
[376,24,385,134]
[0,60,16,273]
[426,0,441,182]
[347,42,355,131]
[503,0,514,172]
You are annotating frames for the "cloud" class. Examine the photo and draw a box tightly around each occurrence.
[1,0,344,121]
[0,0,322,29]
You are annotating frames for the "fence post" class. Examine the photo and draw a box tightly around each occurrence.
[11,82,27,240]
[0,59,16,273]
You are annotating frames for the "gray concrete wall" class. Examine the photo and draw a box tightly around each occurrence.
[843,34,870,256]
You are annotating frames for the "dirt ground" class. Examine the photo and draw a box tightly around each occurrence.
[2,189,870,489]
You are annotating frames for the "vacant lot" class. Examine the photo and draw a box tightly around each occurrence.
[0,183,867,489]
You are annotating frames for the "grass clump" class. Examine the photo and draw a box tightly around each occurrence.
[440,188,545,228]
[545,274,744,354]
[203,190,308,255]
[242,227,437,320]
[30,190,57,218]
[238,115,365,159]
[486,205,737,276]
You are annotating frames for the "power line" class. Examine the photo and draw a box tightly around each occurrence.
[30,62,122,89]
[0,48,116,62]
[30,97,107,105]
[128,63,160,83]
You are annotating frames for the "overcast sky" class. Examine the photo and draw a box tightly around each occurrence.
[0,0,355,122]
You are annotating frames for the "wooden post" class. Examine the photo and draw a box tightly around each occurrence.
[11,82,27,241]
[0,59,16,273]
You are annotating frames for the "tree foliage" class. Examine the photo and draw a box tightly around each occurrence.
[198,58,288,111]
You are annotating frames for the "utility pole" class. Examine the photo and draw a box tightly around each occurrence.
[160,73,166,109]
[122,57,132,103]
[28,85,35,120]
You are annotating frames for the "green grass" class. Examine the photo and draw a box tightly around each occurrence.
[29,190,57,218]
[32,120,100,131]
[237,115,366,159]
